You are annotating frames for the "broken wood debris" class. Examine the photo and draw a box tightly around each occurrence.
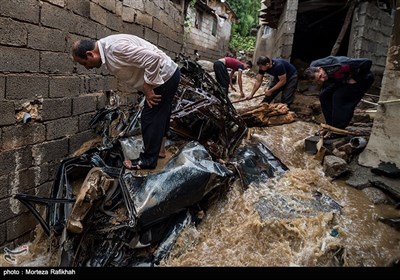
[237,103,296,127]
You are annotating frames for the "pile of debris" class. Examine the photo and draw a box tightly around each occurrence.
[13,55,291,267]
[236,103,296,127]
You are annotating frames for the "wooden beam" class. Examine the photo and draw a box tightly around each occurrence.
[330,0,356,56]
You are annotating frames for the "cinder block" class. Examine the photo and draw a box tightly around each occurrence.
[0,0,40,24]
[32,138,69,165]
[41,98,71,121]
[45,117,79,140]
[1,124,45,150]
[6,75,49,100]
[0,101,15,126]
[304,136,320,154]
[0,47,39,72]
[6,212,37,241]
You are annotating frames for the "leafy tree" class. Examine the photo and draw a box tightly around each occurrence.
[228,0,260,51]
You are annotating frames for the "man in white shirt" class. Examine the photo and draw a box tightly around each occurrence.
[72,34,181,170]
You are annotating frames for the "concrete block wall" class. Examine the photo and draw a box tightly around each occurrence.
[349,1,393,92]
[0,0,185,251]
[271,0,298,60]
[184,5,231,62]
[253,0,298,62]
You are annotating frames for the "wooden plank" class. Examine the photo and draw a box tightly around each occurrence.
[330,0,356,56]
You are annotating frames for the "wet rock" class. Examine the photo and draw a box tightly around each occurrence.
[370,180,400,200]
[345,164,371,189]
[362,187,389,204]
[323,155,349,178]
[371,162,400,179]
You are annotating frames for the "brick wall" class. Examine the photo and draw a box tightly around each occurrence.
[0,0,185,250]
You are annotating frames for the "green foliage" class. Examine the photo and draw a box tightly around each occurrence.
[229,34,256,52]
[229,0,259,36]
[228,0,259,51]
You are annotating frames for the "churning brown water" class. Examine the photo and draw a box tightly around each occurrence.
[2,75,399,267]
[160,76,400,267]
[160,121,400,267]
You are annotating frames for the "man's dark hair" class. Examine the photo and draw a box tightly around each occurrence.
[303,66,319,80]
[72,39,96,59]
[256,56,271,66]
[246,60,253,68]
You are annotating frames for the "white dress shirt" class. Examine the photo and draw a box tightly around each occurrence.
[97,34,178,91]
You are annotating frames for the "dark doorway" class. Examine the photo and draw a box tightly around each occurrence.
[291,0,351,66]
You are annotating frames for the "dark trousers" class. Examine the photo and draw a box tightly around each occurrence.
[139,68,181,166]
[320,72,374,129]
[213,60,229,95]
[262,73,298,106]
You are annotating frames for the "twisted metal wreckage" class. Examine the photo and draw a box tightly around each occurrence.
[14,55,295,267]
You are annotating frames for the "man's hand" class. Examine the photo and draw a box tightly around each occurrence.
[143,82,161,108]
[245,95,253,100]
[264,89,273,96]
[347,78,357,84]
[145,90,162,108]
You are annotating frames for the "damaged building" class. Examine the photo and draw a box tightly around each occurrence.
[254,0,394,90]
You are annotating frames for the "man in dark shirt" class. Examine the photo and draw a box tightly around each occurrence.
[303,56,374,131]
[246,56,298,106]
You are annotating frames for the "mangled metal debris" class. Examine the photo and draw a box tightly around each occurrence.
[14,55,298,267]
[230,142,288,186]
[13,55,248,266]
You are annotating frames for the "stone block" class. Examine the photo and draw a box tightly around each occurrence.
[0,0,40,24]
[1,124,46,150]
[0,101,16,126]
[32,139,69,165]
[6,75,49,100]
[26,25,65,52]
[41,98,71,121]
[49,76,80,98]
[0,18,27,47]
[45,117,79,140]
[0,47,39,73]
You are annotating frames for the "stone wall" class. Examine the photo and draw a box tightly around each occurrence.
[0,0,185,250]
[349,1,393,93]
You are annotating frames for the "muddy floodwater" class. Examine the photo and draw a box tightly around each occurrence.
[159,76,400,267]
[2,75,399,267]
[160,121,400,266]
